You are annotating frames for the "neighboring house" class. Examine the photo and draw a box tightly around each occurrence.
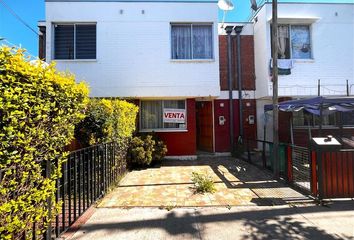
[39,0,258,158]
[252,2,354,145]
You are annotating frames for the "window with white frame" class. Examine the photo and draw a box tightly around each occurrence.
[272,24,312,59]
[54,23,96,60]
[171,23,213,60]
[140,100,187,131]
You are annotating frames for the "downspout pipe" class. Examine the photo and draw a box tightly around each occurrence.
[225,26,234,152]
[234,25,244,144]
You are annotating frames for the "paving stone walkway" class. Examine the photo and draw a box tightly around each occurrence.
[98,157,307,208]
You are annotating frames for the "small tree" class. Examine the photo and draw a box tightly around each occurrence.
[0,47,89,239]
[75,98,139,165]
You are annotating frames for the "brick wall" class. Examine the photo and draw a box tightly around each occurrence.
[219,35,256,91]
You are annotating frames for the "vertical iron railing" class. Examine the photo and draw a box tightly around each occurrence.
[245,139,311,194]
[46,142,126,239]
[245,139,354,200]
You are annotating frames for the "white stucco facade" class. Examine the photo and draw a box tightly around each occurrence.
[44,0,220,98]
[253,3,354,142]
[254,2,354,99]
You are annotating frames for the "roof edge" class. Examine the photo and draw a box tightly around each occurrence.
[45,0,218,3]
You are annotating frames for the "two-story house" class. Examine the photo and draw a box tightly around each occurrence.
[39,0,221,158]
[252,2,354,145]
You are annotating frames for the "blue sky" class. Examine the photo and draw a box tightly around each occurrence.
[0,0,352,57]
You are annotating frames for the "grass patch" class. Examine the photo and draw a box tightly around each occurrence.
[191,172,216,194]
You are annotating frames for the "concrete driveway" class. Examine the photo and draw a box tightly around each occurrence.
[99,157,306,208]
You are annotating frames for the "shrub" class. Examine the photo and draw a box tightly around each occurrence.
[0,47,89,239]
[129,135,155,166]
[191,172,216,194]
[75,98,138,147]
[128,133,167,167]
[147,132,167,164]
[153,139,168,163]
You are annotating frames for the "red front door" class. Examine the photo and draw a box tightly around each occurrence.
[196,101,213,152]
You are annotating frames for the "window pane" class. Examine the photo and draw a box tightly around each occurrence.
[76,24,96,59]
[171,25,191,59]
[277,25,290,59]
[141,101,163,129]
[293,111,305,126]
[164,100,185,109]
[163,100,186,129]
[321,114,336,126]
[54,25,74,59]
[342,112,354,126]
[291,25,311,59]
[192,25,213,59]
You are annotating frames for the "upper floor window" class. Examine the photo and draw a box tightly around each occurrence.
[171,23,213,60]
[54,23,96,60]
[272,24,312,59]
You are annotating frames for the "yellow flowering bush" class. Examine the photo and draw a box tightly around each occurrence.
[0,46,89,239]
[75,98,138,146]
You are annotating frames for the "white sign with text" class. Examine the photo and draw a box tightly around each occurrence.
[163,108,186,123]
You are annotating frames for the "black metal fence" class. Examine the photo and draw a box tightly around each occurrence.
[291,145,311,192]
[47,142,127,239]
[245,139,312,194]
[245,139,354,200]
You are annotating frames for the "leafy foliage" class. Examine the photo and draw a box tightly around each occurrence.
[0,47,89,239]
[150,133,167,164]
[191,172,216,194]
[128,133,168,167]
[129,135,155,166]
[154,139,168,163]
[75,98,139,168]
[75,98,138,146]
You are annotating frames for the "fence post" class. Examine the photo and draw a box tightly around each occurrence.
[68,155,72,226]
[317,150,324,200]
[73,152,77,221]
[55,175,60,237]
[310,150,318,198]
[100,145,104,196]
[45,160,52,240]
[247,139,251,162]
[287,145,293,182]
[262,142,266,168]
[62,160,67,232]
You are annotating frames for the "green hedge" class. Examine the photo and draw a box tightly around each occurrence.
[0,47,89,239]
[75,98,138,156]
[128,133,168,167]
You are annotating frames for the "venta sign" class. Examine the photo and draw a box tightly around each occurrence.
[163,108,186,123]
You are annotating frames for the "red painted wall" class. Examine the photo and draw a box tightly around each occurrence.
[214,99,232,152]
[214,99,257,152]
[156,99,196,156]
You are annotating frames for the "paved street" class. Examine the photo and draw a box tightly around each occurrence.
[69,202,354,240]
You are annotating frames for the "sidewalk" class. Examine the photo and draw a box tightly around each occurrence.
[69,201,354,240]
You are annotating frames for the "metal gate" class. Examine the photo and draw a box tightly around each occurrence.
[316,150,354,199]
